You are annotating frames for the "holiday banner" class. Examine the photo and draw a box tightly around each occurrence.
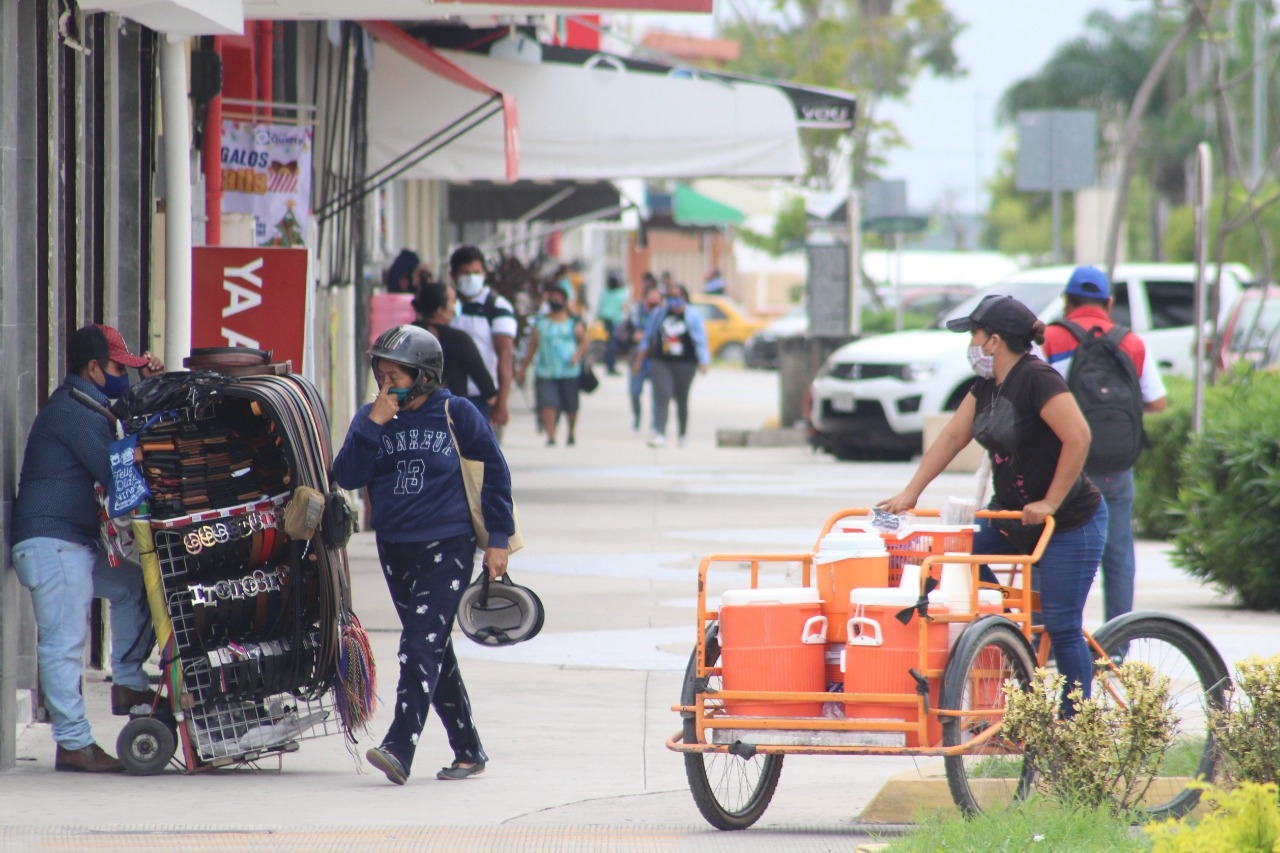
[221,120,312,247]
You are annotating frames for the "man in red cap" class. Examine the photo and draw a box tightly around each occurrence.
[10,325,164,772]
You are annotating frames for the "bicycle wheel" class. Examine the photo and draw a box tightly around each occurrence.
[1091,611,1230,820]
[682,625,784,831]
[941,616,1038,816]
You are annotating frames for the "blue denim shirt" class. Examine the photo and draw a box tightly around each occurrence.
[12,375,115,547]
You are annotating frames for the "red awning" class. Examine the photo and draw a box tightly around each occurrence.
[360,21,519,182]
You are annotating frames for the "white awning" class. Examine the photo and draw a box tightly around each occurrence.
[83,0,244,35]
[365,45,805,182]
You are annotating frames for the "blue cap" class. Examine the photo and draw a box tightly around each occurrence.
[1065,266,1110,299]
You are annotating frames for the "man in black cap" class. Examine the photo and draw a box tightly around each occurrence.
[10,325,164,772]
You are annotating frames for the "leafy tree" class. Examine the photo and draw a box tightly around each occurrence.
[718,0,966,188]
[737,194,809,255]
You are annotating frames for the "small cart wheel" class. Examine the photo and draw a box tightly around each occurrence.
[682,626,783,830]
[116,716,176,776]
[1091,612,1230,820]
[940,616,1037,816]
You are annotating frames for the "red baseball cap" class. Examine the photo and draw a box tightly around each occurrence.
[68,324,150,370]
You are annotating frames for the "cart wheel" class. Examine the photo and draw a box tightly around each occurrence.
[940,616,1037,817]
[1091,612,1229,820]
[116,716,176,776]
[682,626,783,831]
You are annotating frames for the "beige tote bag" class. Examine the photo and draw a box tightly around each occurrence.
[445,399,524,553]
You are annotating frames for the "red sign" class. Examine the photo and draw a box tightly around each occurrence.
[191,247,309,372]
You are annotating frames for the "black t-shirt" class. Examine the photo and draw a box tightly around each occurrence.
[416,322,497,400]
[969,354,1101,531]
[653,313,698,362]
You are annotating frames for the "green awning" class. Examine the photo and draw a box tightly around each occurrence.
[673,183,745,227]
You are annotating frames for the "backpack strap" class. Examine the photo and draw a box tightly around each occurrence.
[1054,317,1090,344]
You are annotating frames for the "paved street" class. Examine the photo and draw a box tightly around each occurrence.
[2,365,1279,851]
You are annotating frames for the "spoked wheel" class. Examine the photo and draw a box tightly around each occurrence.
[682,625,783,830]
[941,617,1038,816]
[1091,612,1230,820]
[117,716,177,776]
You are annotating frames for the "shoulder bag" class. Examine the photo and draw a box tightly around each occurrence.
[445,399,524,553]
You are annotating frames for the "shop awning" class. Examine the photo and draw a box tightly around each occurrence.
[673,183,745,227]
[364,40,804,182]
[448,181,622,223]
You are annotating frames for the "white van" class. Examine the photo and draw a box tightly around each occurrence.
[808,263,1250,460]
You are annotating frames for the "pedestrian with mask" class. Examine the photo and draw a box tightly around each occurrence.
[332,325,514,785]
[595,273,627,376]
[449,245,517,431]
[11,324,164,772]
[516,285,590,446]
[636,284,710,448]
[879,295,1104,714]
[624,285,663,432]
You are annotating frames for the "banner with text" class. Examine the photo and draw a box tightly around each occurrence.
[191,247,309,372]
[221,120,312,247]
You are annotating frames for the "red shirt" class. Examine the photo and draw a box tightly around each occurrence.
[1040,305,1148,378]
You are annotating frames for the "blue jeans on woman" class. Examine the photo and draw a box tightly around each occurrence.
[10,537,152,749]
[973,502,1107,710]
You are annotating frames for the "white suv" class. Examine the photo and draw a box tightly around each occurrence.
[807,263,1250,460]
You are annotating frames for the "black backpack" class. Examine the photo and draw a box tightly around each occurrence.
[1054,318,1146,471]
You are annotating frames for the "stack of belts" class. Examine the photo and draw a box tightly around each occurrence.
[127,371,348,757]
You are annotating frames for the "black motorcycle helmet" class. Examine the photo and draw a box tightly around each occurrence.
[456,572,545,646]
[367,325,444,408]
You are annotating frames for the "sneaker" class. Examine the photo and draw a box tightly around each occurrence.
[647,433,666,448]
[437,760,486,780]
[677,435,688,448]
[366,746,407,785]
[566,435,576,446]
[545,437,555,447]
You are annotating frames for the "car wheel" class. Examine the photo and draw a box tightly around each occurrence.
[716,342,745,363]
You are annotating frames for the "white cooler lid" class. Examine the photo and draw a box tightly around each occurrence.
[721,587,821,606]
[849,587,919,607]
[818,532,884,551]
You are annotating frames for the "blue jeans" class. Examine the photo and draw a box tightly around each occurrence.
[629,359,650,427]
[1086,468,1135,624]
[11,537,152,749]
[973,502,1107,708]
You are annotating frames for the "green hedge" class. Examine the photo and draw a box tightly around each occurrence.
[1167,369,1280,610]
[1133,376,1194,539]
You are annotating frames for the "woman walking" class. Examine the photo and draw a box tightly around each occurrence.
[412,281,498,404]
[879,295,1104,713]
[333,325,515,784]
[515,286,589,446]
[636,284,710,447]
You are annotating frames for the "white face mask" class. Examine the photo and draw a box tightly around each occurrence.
[967,344,995,379]
[456,272,486,298]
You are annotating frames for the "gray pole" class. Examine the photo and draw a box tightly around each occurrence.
[1192,143,1211,434]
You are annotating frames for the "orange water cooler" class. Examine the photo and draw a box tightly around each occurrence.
[842,587,950,747]
[719,588,828,717]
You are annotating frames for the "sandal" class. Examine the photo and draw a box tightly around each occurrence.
[436,760,486,780]
[366,747,407,785]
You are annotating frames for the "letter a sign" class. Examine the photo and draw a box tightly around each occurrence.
[191,247,309,371]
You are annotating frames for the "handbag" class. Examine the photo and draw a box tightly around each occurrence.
[578,362,599,394]
[445,399,524,553]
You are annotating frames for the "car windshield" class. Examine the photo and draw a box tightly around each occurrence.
[936,281,1062,329]
[1229,293,1280,352]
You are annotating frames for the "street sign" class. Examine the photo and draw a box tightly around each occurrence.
[861,215,929,235]
[1015,110,1097,192]
[862,179,907,220]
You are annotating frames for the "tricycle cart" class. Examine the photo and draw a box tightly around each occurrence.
[667,507,1230,829]
[105,367,368,774]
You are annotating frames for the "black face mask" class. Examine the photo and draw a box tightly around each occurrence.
[548,299,567,312]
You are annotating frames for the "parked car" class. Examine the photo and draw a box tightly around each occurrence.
[588,294,766,363]
[807,263,1251,461]
[1214,285,1280,372]
[744,287,975,370]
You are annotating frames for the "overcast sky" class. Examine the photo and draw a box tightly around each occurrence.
[634,0,1137,215]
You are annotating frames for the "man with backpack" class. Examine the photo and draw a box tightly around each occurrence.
[1041,266,1168,623]
[449,245,517,432]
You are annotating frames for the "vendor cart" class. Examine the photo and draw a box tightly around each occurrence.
[667,507,1231,829]
[106,363,370,774]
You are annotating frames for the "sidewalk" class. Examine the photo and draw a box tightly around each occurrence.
[2,367,1277,850]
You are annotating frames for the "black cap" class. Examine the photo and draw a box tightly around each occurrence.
[946,295,1038,341]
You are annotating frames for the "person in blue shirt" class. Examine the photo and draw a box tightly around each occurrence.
[515,285,589,446]
[11,324,164,773]
[332,325,514,786]
[635,284,711,448]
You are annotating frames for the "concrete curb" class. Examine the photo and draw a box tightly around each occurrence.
[857,770,956,824]
[716,427,808,447]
